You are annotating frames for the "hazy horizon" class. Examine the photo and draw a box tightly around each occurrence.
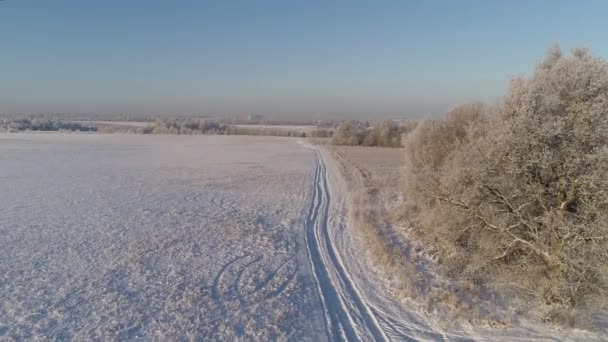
[2,0,608,119]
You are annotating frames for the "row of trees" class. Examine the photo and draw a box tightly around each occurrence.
[94,118,225,134]
[97,118,330,137]
[1,116,332,138]
[402,46,608,309]
[3,115,418,147]
[150,118,225,135]
[0,118,95,132]
[331,120,416,147]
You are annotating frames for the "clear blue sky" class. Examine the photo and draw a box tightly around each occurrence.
[2,1,607,119]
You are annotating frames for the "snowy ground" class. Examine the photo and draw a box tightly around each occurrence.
[0,133,324,340]
[2,133,604,341]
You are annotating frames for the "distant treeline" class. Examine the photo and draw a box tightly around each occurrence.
[2,115,414,147]
[330,120,417,147]
[98,118,411,146]
[96,118,333,137]
[0,118,95,132]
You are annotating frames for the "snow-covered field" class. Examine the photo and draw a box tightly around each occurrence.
[0,133,325,340]
[2,133,604,341]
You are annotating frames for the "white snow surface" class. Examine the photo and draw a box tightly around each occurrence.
[1,133,604,341]
[0,134,324,340]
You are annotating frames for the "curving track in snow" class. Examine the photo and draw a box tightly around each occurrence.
[303,146,607,342]
[305,150,389,342]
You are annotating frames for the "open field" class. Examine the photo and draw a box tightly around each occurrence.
[0,134,323,340]
[1,133,605,341]
[3,1,607,340]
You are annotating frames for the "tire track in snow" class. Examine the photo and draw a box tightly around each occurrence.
[212,253,253,302]
[305,150,389,342]
[210,194,240,214]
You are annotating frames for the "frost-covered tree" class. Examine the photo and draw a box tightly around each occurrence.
[331,120,368,146]
[363,120,403,147]
[404,46,608,308]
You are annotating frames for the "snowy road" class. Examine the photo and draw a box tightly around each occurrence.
[306,147,606,342]
[305,150,389,342]
[305,149,455,341]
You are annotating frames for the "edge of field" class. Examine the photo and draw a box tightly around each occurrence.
[317,143,608,341]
